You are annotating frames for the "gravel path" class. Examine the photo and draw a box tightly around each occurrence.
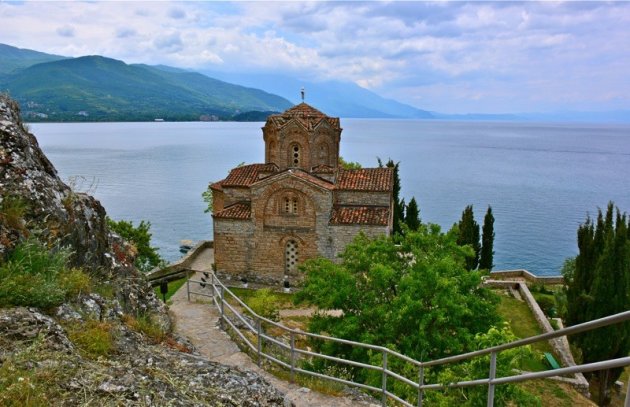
[168,249,378,407]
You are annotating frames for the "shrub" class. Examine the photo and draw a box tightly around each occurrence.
[107,218,163,272]
[532,293,556,317]
[248,289,280,322]
[0,240,90,308]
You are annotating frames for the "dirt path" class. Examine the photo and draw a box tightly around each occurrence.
[168,263,378,406]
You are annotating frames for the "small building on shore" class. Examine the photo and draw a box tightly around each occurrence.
[210,103,394,284]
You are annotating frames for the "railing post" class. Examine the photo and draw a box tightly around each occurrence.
[211,273,215,296]
[290,332,296,383]
[256,317,262,367]
[381,350,388,406]
[487,351,497,407]
[219,286,224,329]
[186,275,190,301]
[418,365,424,407]
[624,378,630,407]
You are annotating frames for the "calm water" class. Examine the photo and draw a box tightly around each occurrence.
[32,120,630,276]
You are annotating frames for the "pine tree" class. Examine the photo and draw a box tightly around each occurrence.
[566,203,630,405]
[457,205,481,270]
[405,197,421,231]
[479,206,495,270]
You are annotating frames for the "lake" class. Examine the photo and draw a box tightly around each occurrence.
[31,119,630,276]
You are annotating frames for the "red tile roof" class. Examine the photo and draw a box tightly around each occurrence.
[221,163,278,187]
[330,205,390,226]
[213,202,251,220]
[336,168,394,192]
[267,103,340,131]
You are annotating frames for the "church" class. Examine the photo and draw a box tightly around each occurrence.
[210,102,394,284]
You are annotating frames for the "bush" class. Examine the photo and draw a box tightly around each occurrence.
[248,289,280,322]
[532,293,556,317]
[0,240,91,308]
[107,218,163,272]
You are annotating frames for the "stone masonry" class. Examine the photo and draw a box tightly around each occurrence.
[210,103,394,284]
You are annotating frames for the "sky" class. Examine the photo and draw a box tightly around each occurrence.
[1,1,629,114]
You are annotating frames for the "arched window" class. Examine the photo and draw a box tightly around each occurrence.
[292,198,298,214]
[290,144,300,167]
[285,239,298,274]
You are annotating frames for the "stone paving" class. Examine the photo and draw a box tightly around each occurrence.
[168,248,379,407]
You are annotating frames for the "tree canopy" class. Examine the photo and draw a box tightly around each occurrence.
[457,205,481,270]
[564,202,630,405]
[404,197,421,231]
[107,218,163,272]
[479,206,495,270]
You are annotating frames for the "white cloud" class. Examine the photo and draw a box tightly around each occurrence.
[0,1,629,113]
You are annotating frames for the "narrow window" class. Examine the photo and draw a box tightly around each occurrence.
[291,144,300,167]
[284,197,290,213]
[292,198,298,214]
[285,240,298,274]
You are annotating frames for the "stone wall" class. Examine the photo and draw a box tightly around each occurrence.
[329,224,390,260]
[213,219,254,276]
[490,269,564,285]
[222,187,250,207]
[335,190,391,206]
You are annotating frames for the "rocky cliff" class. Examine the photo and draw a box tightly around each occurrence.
[0,94,287,405]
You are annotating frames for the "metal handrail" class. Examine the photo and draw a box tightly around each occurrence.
[187,273,630,407]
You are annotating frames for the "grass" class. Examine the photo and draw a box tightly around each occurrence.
[228,287,296,309]
[154,276,188,303]
[518,379,595,407]
[496,291,555,371]
[123,313,168,344]
[66,320,114,358]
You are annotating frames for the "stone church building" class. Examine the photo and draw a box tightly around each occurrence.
[210,103,394,283]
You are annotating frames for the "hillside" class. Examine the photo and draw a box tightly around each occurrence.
[0,54,292,121]
[0,43,66,75]
[203,71,435,119]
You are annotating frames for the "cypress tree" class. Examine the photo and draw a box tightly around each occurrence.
[479,206,495,270]
[457,205,481,270]
[566,203,630,405]
[382,158,404,236]
[405,197,421,231]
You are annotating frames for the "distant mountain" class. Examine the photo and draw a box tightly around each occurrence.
[0,54,292,121]
[0,43,67,75]
[202,71,434,119]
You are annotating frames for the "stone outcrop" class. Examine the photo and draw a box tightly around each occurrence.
[0,94,289,405]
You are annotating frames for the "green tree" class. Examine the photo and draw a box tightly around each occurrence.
[378,158,404,236]
[107,218,163,272]
[479,206,495,270]
[202,186,213,213]
[296,225,501,399]
[338,156,362,169]
[405,197,421,231]
[457,205,481,270]
[565,203,630,405]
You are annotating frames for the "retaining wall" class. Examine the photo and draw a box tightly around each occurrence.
[146,240,213,284]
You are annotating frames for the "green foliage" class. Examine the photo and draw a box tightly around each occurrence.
[248,288,280,322]
[404,197,421,231]
[0,195,28,232]
[66,320,114,358]
[432,324,540,407]
[378,158,404,235]
[479,206,495,270]
[202,187,214,214]
[296,226,501,386]
[565,202,630,405]
[0,240,91,308]
[532,293,556,317]
[338,156,362,169]
[107,218,162,272]
[457,205,481,270]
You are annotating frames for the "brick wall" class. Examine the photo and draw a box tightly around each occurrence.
[335,191,391,206]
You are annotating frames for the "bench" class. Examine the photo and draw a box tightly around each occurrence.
[543,352,561,369]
